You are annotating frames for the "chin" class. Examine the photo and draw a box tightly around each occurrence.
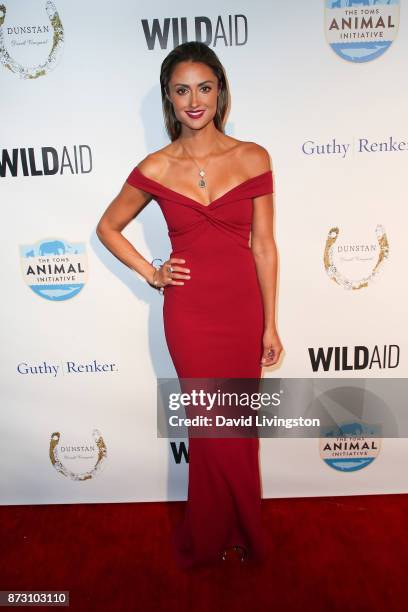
[183,115,216,129]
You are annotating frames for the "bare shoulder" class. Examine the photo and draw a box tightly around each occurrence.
[239,141,272,176]
[136,145,173,182]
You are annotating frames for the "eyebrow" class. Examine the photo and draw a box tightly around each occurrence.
[173,80,215,87]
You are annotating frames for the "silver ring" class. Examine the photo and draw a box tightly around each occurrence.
[167,265,173,274]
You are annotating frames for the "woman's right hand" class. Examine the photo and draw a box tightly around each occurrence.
[151,257,191,288]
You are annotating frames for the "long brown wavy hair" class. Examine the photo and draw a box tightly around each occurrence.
[160,42,229,142]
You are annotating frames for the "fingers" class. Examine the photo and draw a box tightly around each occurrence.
[163,258,191,285]
[166,273,188,285]
[167,259,190,276]
[169,269,190,277]
[168,279,185,286]
[261,346,281,367]
[261,356,278,367]
[261,357,274,366]
[168,258,189,272]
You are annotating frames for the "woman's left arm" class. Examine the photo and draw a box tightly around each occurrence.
[250,148,283,368]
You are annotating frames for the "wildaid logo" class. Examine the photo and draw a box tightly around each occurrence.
[308,344,400,372]
[20,237,88,301]
[0,1,64,79]
[1,145,92,177]
[324,225,389,290]
[325,0,400,63]
[49,430,107,481]
[141,14,248,50]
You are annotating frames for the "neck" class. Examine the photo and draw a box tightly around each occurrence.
[178,120,221,158]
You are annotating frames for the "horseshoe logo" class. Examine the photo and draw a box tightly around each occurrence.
[324,225,389,290]
[49,430,107,481]
[0,1,64,79]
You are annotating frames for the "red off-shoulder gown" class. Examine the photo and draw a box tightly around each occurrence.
[126,165,273,569]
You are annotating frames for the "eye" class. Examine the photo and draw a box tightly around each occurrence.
[201,86,211,93]
[176,87,187,95]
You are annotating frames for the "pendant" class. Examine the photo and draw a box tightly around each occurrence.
[199,169,206,188]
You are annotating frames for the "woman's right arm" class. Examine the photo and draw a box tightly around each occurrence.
[96,181,160,285]
[96,180,189,288]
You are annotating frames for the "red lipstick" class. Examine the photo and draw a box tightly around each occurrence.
[185,110,205,119]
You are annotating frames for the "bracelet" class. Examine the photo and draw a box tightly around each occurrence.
[151,258,164,295]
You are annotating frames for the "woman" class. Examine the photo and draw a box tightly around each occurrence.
[96,41,283,570]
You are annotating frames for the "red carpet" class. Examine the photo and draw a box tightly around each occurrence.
[0,494,406,611]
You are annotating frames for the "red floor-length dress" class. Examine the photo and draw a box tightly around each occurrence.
[126,164,274,569]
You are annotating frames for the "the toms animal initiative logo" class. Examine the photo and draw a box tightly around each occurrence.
[49,430,107,481]
[0,1,64,79]
[323,225,389,290]
[20,238,88,301]
[314,385,386,471]
[325,0,400,63]
[319,422,381,471]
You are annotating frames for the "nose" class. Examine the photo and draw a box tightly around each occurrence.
[190,89,199,107]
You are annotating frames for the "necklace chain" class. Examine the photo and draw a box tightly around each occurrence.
[180,141,217,189]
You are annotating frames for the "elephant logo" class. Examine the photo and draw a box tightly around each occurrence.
[20,237,88,301]
[40,240,68,256]
[320,421,381,471]
[325,0,400,63]
[313,384,388,472]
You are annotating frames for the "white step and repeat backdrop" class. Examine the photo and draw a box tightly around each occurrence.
[1,0,407,504]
